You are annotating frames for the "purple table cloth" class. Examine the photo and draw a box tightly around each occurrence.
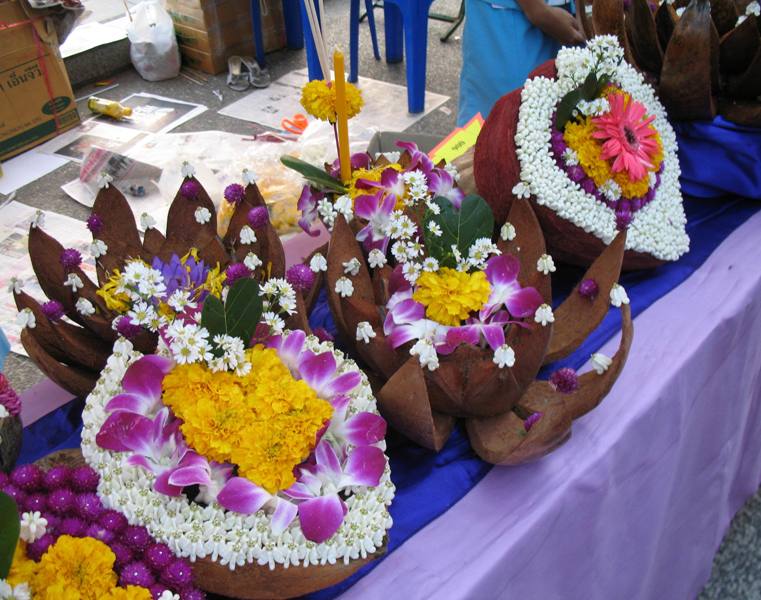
[340,209,761,600]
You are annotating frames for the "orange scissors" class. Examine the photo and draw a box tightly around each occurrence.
[281,113,308,135]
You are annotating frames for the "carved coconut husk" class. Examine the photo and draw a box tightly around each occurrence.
[16,177,300,397]
[0,415,22,473]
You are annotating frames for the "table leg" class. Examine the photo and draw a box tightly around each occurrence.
[402,0,433,113]
[384,2,403,64]
[283,0,304,49]
[250,0,267,68]
[350,0,360,82]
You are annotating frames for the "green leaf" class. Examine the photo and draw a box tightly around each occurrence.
[0,491,19,579]
[201,294,226,339]
[578,71,600,101]
[424,195,494,269]
[555,88,583,131]
[224,278,263,345]
[280,155,347,194]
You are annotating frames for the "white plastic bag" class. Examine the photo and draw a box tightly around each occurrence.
[127,0,180,82]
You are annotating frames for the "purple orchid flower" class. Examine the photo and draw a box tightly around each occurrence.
[383,289,448,349]
[105,355,173,417]
[354,190,396,253]
[297,186,325,237]
[216,477,298,535]
[283,440,386,543]
[396,141,434,177]
[168,457,234,505]
[324,395,387,447]
[480,255,544,320]
[428,168,464,209]
[438,311,512,355]
[329,152,372,179]
[355,167,406,206]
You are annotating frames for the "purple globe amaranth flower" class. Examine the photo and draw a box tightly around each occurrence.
[180,179,200,200]
[86,213,104,235]
[25,492,47,513]
[109,541,134,569]
[40,513,60,534]
[247,206,269,229]
[99,508,128,533]
[71,465,99,492]
[2,484,26,506]
[149,585,171,599]
[116,317,143,341]
[549,367,580,394]
[60,248,82,271]
[581,178,597,195]
[523,412,543,432]
[123,525,152,552]
[551,135,567,157]
[286,263,315,292]
[145,542,174,571]
[43,465,70,490]
[179,588,205,600]
[0,373,20,417]
[26,533,55,561]
[60,516,87,536]
[313,327,334,343]
[0,472,8,488]
[11,464,44,492]
[161,558,194,588]
[616,208,633,230]
[121,560,156,588]
[76,492,104,520]
[41,299,65,322]
[86,522,115,544]
[568,165,585,183]
[48,487,75,514]
[578,278,599,301]
[630,197,643,212]
[224,263,251,287]
[224,183,246,205]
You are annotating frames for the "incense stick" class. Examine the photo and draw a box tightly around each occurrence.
[302,0,330,80]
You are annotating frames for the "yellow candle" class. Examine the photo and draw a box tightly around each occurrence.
[333,50,351,183]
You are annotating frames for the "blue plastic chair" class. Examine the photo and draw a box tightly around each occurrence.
[383,0,436,113]
[250,0,304,69]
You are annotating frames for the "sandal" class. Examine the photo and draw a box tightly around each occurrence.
[226,55,250,92]
[241,56,271,89]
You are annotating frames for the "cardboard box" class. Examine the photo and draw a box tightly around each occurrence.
[366,132,442,156]
[166,0,286,74]
[0,0,80,162]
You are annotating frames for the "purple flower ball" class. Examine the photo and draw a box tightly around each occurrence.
[41,300,65,322]
[180,179,201,200]
[616,198,631,213]
[145,542,175,571]
[247,206,269,229]
[286,263,315,292]
[616,209,633,231]
[40,513,60,535]
[549,367,580,394]
[568,165,585,183]
[161,558,194,588]
[0,472,7,488]
[121,561,156,588]
[11,464,44,492]
[122,525,152,552]
[224,183,246,205]
[60,517,87,537]
[99,509,128,533]
[116,317,143,341]
[43,466,70,490]
[149,585,171,600]
[86,522,115,544]
[24,492,48,513]
[60,248,82,271]
[581,178,597,195]
[578,278,599,301]
[224,263,251,287]
[109,541,134,569]
[26,533,55,561]
[70,466,99,492]
[86,213,104,235]
[313,327,334,343]
[1,484,26,507]
[179,588,205,600]
[76,492,103,521]
[48,487,75,514]
[523,412,543,432]
[630,197,643,213]
[551,137,567,157]
[550,129,564,145]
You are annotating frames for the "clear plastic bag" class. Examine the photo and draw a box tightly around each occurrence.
[127,0,181,82]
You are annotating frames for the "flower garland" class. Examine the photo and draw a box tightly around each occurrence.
[513,36,689,261]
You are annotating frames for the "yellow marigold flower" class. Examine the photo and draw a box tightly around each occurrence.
[7,540,37,587]
[32,535,117,600]
[300,79,363,123]
[96,270,131,313]
[413,268,491,326]
[102,586,153,600]
[348,163,404,205]
[163,345,333,493]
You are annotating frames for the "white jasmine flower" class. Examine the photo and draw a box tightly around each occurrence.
[512,182,531,199]
[0,405,9,418]
[75,297,96,316]
[64,273,84,292]
[493,344,516,368]
[334,195,353,221]
[591,352,612,375]
[610,283,630,307]
[335,277,354,298]
[309,253,327,273]
[181,161,195,177]
[500,222,516,241]
[410,339,439,371]
[195,206,212,225]
[30,210,45,229]
[746,0,759,16]
[534,303,555,326]
[262,311,285,334]
[239,225,257,245]
[158,592,180,600]
[343,258,361,276]
[0,581,30,600]
[536,254,556,275]
[244,252,263,270]
[736,11,747,22]
[7,277,23,295]
[427,221,443,237]
[140,212,156,230]
[97,172,113,189]
[89,239,108,258]
[317,198,338,228]
[356,321,376,344]
[367,249,387,269]
[444,162,460,181]
[422,257,439,272]
[20,511,47,543]
[241,168,257,185]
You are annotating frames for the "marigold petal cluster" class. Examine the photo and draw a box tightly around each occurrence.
[412,267,491,326]
[300,79,364,123]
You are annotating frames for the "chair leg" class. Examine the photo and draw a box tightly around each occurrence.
[384,2,403,63]
[300,0,324,80]
[440,0,465,42]
[401,0,434,113]
[349,0,360,83]
[365,0,381,60]
[250,0,267,68]
[283,0,304,49]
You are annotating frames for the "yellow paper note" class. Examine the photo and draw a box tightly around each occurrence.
[430,113,484,164]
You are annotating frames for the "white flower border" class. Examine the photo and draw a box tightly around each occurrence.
[81,338,395,571]
[513,37,690,261]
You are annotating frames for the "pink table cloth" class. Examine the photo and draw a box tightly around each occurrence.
[339,209,761,599]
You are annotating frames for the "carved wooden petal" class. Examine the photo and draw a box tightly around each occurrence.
[91,185,143,259]
[142,227,166,257]
[284,294,312,335]
[498,199,550,299]
[576,0,596,38]
[627,0,664,73]
[726,46,761,99]
[655,2,678,50]
[377,357,456,451]
[222,185,257,250]
[165,177,217,250]
[544,230,626,364]
[592,0,636,64]
[711,0,740,36]
[719,15,760,74]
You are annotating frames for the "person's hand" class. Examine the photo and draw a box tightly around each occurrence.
[534,6,586,45]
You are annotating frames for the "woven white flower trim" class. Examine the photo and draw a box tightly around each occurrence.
[81,339,395,571]
[514,37,689,261]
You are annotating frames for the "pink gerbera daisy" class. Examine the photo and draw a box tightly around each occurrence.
[592,92,659,182]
